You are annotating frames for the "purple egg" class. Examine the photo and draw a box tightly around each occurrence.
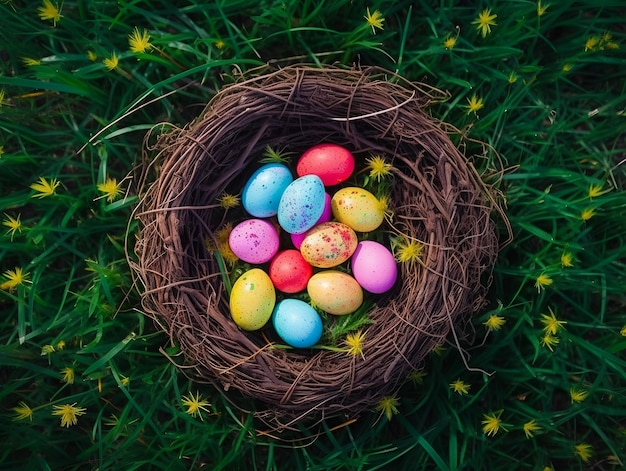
[228,219,280,264]
[351,240,398,293]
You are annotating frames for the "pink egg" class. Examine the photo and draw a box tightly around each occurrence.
[269,250,313,293]
[351,240,398,293]
[296,143,355,186]
[290,192,332,249]
[228,219,280,264]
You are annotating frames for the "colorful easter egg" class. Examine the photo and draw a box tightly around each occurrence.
[229,268,276,331]
[228,219,280,264]
[272,299,323,348]
[269,250,313,293]
[277,175,325,234]
[242,163,293,217]
[307,271,363,315]
[331,187,385,232]
[296,143,355,186]
[351,240,398,293]
[299,222,358,268]
[290,192,332,249]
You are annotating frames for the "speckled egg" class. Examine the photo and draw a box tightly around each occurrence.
[228,219,280,264]
[269,249,313,293]
[307,271,363,315]
[242,163,293,217]
[300,221,358,268]
[277,175,325,234]
[272,299,323,348]
[290,192,332,249]
[351,240,398,293]
[331,187,385,232]
[230,268,276,331]
[296,143,355,186]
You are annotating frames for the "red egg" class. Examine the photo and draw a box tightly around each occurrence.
[269,250,314,293]
[296,143,355,186]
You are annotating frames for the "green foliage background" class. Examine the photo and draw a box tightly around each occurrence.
[1,0,625,469]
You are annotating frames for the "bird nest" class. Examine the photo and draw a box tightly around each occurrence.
[130,65,506,430]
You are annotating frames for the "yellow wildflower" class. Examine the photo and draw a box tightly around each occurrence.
[120,375,130,387]
[375,394,400,421]
[508,71,518,84]
[537,1,550,16]
[12,401,34,421]
[22,57,42,67]
[377,194,393,219]
[449,378,470,395]
[562,63,573,73]
[482,410,507,437]
[3,213,22,239]
[214,39,226,49]
[588,184,608,198]
[573,442,593,462]
[30,176,60,198]
[213,223,238,265]
[344,330,366,359]
[620,325,626,337]
[408,370,427,385]
[41,344,55,355]
[472,8,497,38]
[0,88,5,108]
[60,367,75,385]
[364,7,384,34]
[56,340,66,350]
[540,333,559,352]
[181,391,211,419]
[464,94,484,116]
[534,273,552,292]
[484,314,506,331]
[585,36,599,52]
[580,207,595,221]
[365,155,393,182]
[523,419,541,439]
[393,237,424,264]
[103,52,119,71]
[38,0,62,26]
[561,251,574,268]
[97,177,123,202]
[52,403,87,427]
[570,387,588,403]
[87,50,98,62]
[128,27,152,54]
[443,36,457,50]
[540,306,566,335]
[217,193,240,209]
[1,267,29,291]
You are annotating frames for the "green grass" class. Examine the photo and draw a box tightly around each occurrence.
[1,0,625,469]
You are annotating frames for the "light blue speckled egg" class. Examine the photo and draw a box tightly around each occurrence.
[277,175,325,234]
[272,299,323,348]
[242,163,293,217]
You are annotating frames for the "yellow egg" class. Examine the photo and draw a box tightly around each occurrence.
[300,222,358,268]
[331,187,384,232]
[229,268,275,331]
[307,270,363,315]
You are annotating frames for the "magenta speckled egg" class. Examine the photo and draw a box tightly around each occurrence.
[296,143,355,186]
[300,221,358,268]
[351,240,398,293]
[228,219,280,264]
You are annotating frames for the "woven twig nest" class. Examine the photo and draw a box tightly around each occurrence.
[131,65,504,428]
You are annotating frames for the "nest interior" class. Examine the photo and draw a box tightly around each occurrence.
[131,65,503,429]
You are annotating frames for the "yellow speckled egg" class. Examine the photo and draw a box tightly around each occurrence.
[300,222,358,268]
[229,268,275,331]
[307,270,363,315]
[331,187,385,232]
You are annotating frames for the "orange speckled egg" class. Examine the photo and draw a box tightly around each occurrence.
[307,271,363,315]
[300,222,358,268]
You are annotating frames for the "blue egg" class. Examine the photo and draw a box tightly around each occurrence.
[272,299,323,348]
[277,175,325,234]
[242,163,294,218]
